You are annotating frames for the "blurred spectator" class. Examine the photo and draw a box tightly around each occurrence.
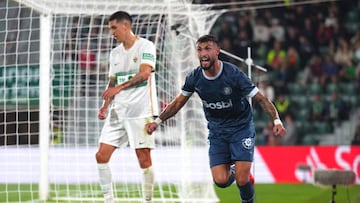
[350,31,360,63]
[286,46,301,81]
[258,120,280,146]
[233,30,251,59]
[330,38,339,56]
[269,18,285,42]
[356,70,360,94]
[218,37,235,63]
[275,93,290,119]
[300,17,316,47]
[339,60,357,82]
[267,130,280,146]
[63,42,76,63]
[272,56,289,94]
[258,81,275,102]
[252,66,270,84]
[235,14,253,42]
[310,93,328,121]
[285,26,299,50]
[351,118,360,145]
[334,38,353,67]
[316,22,333,48]
[205,0,359,146]
[328,92,349,125]
[217,21,235,42]
[305,54,323,84]
[266,40,286,69]
[79,42,96,96]
[321,53,339,84]
[280,114,298,145]
[252,17,271,44]
[298,35,315,68]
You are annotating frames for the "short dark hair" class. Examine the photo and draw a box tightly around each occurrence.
[109,11,132,24]
[196,34,219,45]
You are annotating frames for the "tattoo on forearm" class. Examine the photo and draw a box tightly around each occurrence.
[108,80,115,88]
[259,98,279,120]
[122,75,145,89]
[160,108,175,121]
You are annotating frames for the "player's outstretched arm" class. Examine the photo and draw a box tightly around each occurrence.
[146,93,190,134]
[252,92,286,137]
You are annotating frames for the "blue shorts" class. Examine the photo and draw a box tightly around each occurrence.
[208,124,255,168]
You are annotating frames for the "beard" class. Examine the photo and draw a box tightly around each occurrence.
[200,58,215,71]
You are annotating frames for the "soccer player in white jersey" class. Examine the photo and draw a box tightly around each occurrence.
[96,11,159,203]
[145,35,286,203]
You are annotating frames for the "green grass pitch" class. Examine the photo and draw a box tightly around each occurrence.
[1,183,359,203]
[216,183,360,203]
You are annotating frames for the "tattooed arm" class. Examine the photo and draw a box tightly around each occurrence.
[102,64,153,100]
[253,92,286,136]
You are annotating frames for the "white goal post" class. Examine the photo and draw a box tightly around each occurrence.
[0,0,224,202]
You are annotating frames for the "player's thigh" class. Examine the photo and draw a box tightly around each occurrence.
[99,114,128,148]
[124,117,155,149]
[208,135,232,168]
[229,125,255,162]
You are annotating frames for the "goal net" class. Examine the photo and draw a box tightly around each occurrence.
[0,0,223,202]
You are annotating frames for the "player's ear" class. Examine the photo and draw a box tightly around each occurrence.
[216,46,220,55]
[124,20,132,30]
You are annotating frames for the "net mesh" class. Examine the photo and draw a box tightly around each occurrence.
[0,0,222,202]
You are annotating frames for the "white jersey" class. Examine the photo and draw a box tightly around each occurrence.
[108,37,159,118]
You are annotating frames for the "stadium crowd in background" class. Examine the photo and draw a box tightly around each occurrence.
[61,0,360,145]
[351,118,360,145]
[205,0,360,145]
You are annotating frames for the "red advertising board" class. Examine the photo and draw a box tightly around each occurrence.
[256,146,360,184]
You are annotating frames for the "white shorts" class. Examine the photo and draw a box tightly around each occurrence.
[99,108,155,149]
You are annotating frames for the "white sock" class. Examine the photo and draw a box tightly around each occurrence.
[97,163,113,199]
[142,166,154,201]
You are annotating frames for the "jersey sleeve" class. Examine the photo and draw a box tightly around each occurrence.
[107,50,114,78]
[181,70,196,97]
[237,70,258,98]
[140,40,156,69]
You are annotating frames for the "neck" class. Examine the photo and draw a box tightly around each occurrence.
[123,32,137,50]
[204,60,220,77]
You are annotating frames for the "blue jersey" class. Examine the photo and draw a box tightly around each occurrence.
[182,61,258,132]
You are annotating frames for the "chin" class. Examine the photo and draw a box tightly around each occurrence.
[201,66,211,71]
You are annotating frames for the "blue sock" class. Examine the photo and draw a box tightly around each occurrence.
[237,181,254,203]
[214,168,235,188]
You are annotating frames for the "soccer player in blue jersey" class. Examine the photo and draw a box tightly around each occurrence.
[145,34,286,203]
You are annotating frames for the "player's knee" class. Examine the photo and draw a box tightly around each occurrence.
[236,175,250,186]
[95,151,109,163]
[214,180,231,188]
[213,175,232,188]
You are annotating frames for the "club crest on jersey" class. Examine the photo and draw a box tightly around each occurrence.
[223,87,232,95]
[133,57,138,63]
[242,137,254,150]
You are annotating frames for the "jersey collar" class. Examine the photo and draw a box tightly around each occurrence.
[202,61,223,80]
